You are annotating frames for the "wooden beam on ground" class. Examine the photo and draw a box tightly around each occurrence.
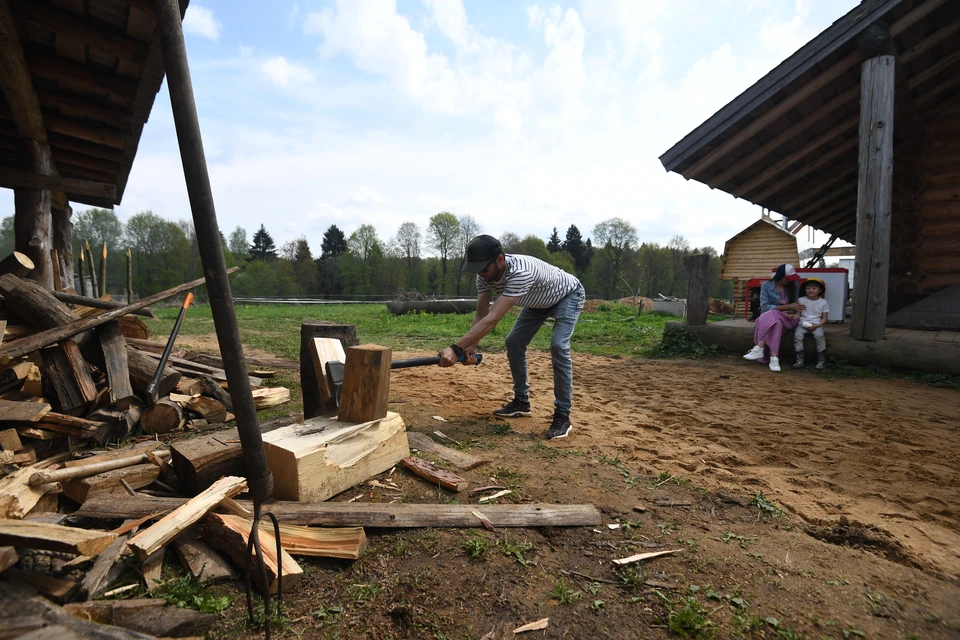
[338,344,391,423]
[263,412,409,502]
[851,55,894,341]
[78,493,604,528]
[402,455,468,492]
[203,513,302,595]
[0,167,117,200]
[64,599,216,638]
[0,519,117,555]
[0,269,238,361]
[127,475,247,560]
[52,291,158,319]
[405,431,490,470]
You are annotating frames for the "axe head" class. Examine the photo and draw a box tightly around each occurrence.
[325,360,345,409]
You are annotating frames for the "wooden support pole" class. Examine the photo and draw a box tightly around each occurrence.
[851,55,895,341]
[338,344,391,423]
[78,250,87,296]
[99,242,107,297]
[126,248,133,303]
[683,254,710,325]
[50,248,62,291]
[85,241,99,298]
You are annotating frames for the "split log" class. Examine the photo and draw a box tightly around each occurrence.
[140,548,163,590]
[338,344,391,423]
[126,475,247,560]
[64,599,215,638]
[5,569,78,604]
[177,377,204,396]
[262,412,409,502]
[309,337,346,412]
[40,341,98,412]
[401,455,469,492]
[78,494,604,527]
[169,428,244,496]
[0,398,51,422]
[0,455,64,518]
[182,395,225,423]
[266,522,367,560]
[140,399,184,435]
[0,427,23,452]
[0,269,238,361]
[0,251,35,277]
[78,529,131,600]
[24,412,111,444]
[406,431,490,470]
[251,386,290,409]
[0,546,17,573]
[172,531,235,583]
[61,464,160,504]
[198,374,232,411]
[0,273,80,330]
[117,315,149,340]
[0,448,36,465]
[203,513,301,594]
[87,404,142,443]
[300,321,358,418]
[0,519,117,555]
[95,321,134,405]
[126,346,180,399]
[20,364,42,395]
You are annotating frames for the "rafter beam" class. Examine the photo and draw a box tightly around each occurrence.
[18,3,149,65]
[750,137,858,203]
[0,0,46,141]
[0,167,115,199]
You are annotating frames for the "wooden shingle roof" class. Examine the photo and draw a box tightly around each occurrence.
[659,0,960,243]
[0,0,188,207]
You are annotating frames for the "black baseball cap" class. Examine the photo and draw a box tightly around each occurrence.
[461,235,503,273]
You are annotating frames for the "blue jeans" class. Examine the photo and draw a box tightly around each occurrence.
[503,284,585,415]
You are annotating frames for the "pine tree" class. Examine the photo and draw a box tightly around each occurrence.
[321,225,347,258]
[563,224,587,273]
[547,227,562,253]
[249,225,278,261]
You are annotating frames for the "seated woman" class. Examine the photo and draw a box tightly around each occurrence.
[743,264,805,372]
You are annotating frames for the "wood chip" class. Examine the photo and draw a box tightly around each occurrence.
[514,618,549,633]
[612,548,682,566]
[472,510,495,531]
[478,489,511,503]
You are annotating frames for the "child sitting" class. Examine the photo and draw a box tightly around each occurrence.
[793,278,829,370]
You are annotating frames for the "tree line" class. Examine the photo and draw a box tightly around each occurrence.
[0,210,731,303]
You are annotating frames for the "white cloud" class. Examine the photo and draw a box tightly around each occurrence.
[348,187,389,205]
[183,5,222,41]
[260,56,314,87]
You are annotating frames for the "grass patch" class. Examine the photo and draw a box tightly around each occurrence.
[549,578,581,604]
[649,325,718,360]
[152,573,231,613]
[462,535,488,561]
[667,596,715,638]
[750,491,784,518]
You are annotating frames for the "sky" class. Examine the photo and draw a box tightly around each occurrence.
[4,0,862,255]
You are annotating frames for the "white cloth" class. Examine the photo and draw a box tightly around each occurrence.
[798,296,829,326]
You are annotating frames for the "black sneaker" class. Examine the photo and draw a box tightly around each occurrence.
[493,398,531,417]
[546,412,572,439]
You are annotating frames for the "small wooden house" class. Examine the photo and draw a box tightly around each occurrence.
[720,219,799,318]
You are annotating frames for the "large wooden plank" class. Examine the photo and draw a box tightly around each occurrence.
[78,494,603,528]
[204,513,301,595]
[127,476,247,560]
[262,412,409,502]
[96,321,134,404]
[405,431,490,470]
[0,519,117,555]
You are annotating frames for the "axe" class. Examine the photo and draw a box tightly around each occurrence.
[325,352,482,409]
[145,292,194,405]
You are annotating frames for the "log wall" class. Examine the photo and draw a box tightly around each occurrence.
[720,221,799,318]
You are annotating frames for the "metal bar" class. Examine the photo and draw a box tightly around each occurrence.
[155,0,272,506]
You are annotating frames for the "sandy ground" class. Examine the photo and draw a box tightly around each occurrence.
[390,350,960,583]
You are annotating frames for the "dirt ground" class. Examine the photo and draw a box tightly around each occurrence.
[200,348,960,639]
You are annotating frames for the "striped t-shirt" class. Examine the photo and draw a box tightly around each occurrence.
[476,254,581,309]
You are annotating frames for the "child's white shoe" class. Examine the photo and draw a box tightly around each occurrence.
[769,357,781,372]
[743,345,764,361]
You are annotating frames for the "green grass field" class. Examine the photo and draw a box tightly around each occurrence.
[148,301,694,360]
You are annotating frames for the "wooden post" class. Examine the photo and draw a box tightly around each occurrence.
[338,344,391,423]
[683,254,709,325]
[50,248,62,291]
[78,251,87,296]
[851,55,895,341]
[13,140,54,290]
[299,321,358,419]
[51,201,73,294]
[126,247,133,303]
[99,242,107,297]
[85,241,98,297]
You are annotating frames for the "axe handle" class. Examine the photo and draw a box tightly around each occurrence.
[391,353,482,369]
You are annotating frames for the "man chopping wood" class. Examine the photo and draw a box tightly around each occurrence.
[439,235,585,440]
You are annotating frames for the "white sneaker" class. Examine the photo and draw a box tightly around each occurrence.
[743,345,764,361]
[769,357,781,372]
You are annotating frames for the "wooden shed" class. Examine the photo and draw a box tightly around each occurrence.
[660,0,960,334]
[720,218,800,318]
[0,0,188,289]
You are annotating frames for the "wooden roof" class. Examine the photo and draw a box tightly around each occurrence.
[659,0,960,244]
[0,0,187,208]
